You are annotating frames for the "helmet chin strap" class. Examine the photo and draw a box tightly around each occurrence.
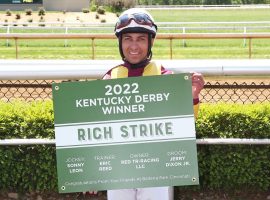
[119,33,153,68]
[147,33,153,60]
[118,35,125,61]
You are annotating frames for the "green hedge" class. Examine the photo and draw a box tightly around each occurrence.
[0,101,56,192]
[0,101,269,192]
[196,103,270,190]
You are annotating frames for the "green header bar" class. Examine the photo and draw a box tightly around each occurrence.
[52,74,193,124]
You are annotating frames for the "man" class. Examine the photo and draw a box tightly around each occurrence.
[102,8,204,200]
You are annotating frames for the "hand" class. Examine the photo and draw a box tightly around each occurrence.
[191,72,205,99]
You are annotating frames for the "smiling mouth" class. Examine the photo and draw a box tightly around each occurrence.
[130,52,139,55]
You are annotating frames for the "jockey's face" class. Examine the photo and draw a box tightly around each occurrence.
[121,33,151,64]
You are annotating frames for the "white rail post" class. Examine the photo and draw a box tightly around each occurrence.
[6,25,10,47]
[243,27,247,47]
[64,27,68,47]
[182,27,186,47]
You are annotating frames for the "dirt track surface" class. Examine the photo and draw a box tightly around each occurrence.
[0,12,118,24]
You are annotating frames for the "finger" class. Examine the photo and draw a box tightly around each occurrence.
[192,77,205,87]
[192,74,204,81]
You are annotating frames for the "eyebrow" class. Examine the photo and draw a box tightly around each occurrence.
[124,33,147,36]
[123,34,148,39]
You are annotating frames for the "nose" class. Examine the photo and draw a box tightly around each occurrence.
[129,40,139,50]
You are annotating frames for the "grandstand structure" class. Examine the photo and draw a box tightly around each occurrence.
[0,0,89,11]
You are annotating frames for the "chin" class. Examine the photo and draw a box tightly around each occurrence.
[129,57,144,64]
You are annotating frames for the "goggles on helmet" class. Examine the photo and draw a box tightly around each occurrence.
[115,13,155,30]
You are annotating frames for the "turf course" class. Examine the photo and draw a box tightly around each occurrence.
[0,8,270,59]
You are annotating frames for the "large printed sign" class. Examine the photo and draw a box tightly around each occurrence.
[52,74,199,193]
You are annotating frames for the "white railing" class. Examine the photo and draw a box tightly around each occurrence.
[0,138,269,145]
[0,59,270,80]
[1,21,270,30]
[139,4,270,9]
[1,21,270,26]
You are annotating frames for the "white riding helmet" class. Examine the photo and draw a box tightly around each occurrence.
[114,8,157,38]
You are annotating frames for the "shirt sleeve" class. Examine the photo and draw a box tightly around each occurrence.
[102,68,113,80]
[161,66,173,75]
[102,74,111,80]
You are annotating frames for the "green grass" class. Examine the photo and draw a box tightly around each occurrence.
[150,8,270,22]
[1,38,269,59]
[1,8,270,59]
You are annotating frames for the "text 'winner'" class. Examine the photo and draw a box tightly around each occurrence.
[75,82,170,115]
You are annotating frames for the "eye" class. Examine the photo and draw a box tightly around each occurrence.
[138,36,147,41]
[122,36,131,41]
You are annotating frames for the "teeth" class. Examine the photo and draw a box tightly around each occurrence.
[130,52,138,55]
